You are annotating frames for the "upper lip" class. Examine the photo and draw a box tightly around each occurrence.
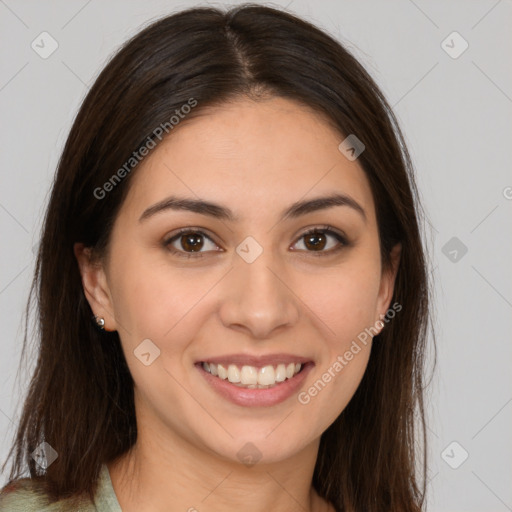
[196,353,313,367]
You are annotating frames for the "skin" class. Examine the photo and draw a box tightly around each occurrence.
[75,96,401,512]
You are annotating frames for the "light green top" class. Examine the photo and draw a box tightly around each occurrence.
[0,465,122,511]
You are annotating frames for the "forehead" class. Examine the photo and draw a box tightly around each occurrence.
[120,97,375,225]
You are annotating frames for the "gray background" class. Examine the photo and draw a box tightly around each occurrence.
[1,1,511,511]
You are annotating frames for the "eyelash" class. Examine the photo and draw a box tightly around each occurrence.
[163,225,349,259]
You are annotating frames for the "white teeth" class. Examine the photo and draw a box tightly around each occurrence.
[227,364,241,383]
[240,365,258,385]
[217,364,228,380]
[258,365,275,386]
[275,364,287,382]
[202,361,304,388]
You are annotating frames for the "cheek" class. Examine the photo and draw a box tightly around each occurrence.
[306,259,382,342]
[296,255,380,418]
[109,249,212,343]
[109,257,204,406]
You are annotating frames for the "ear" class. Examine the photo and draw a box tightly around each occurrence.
[73,242,117,332]
[374,243,402,327]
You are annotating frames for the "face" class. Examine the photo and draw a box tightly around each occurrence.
[76,96,400,466]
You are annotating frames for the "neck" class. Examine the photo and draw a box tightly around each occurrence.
[107,421,331,512]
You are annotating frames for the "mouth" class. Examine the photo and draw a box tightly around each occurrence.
[199,361,305,388]
[194,354,314,407]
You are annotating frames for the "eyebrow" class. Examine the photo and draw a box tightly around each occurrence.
[138,193,367,223]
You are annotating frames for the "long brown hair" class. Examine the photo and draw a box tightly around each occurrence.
[2,4,435,511]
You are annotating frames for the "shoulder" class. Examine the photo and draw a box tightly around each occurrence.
[0,477,49,511]
[0,477,96,512]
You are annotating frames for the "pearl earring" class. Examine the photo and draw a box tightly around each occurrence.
[93,315,105,330]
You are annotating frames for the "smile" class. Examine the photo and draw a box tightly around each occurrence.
[195,356,314,407]
[201,361,303,388]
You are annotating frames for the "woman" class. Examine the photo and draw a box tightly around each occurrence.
[0,3,434,511]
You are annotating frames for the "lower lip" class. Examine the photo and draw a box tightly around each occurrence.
[196,363,314,407]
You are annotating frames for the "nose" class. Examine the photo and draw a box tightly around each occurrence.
[218,248,300,340]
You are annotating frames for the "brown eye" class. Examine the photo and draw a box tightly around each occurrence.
[292,226,348,256]
[179,232,205,252]
[304,231,328,251]
[164,228,220,258]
